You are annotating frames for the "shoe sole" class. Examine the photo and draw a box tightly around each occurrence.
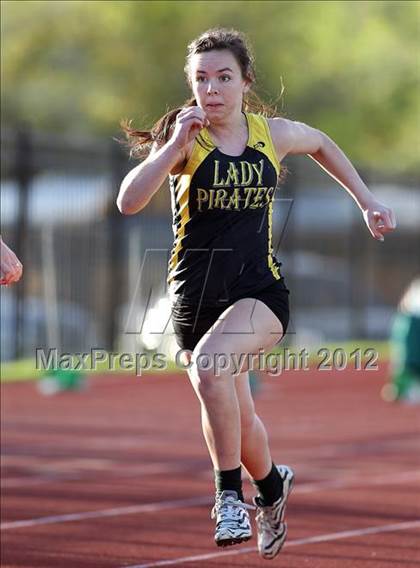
[216,534,252,547]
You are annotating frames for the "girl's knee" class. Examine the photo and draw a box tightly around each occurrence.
[190,343,229,396]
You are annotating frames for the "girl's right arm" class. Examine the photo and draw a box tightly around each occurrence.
[117,106,209,215]
[117,141,184,214]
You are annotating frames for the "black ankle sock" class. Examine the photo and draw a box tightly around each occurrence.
[252,462,283,506]
[214,466,244,501]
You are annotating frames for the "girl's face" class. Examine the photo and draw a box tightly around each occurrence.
[188,49,250,120]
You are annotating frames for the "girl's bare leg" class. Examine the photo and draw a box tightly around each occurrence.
[235,371,273,480]
[183,298,283,471]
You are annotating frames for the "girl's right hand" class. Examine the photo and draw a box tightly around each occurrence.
[169,106,210,151]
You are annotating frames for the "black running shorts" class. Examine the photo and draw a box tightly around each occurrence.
[171,277,290,351]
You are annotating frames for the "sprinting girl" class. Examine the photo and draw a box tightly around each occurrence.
[117,28,396,559]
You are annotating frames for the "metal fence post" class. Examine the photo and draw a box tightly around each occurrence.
[348,169,369,340]
[13,127,33,359]
[105,139,128,351]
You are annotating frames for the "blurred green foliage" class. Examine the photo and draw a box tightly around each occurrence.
[1,0,419,173]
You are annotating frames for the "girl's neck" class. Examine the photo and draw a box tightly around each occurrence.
[207,109,246,142]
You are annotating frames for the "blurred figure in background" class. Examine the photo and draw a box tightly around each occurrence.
[0,236,23,286]
[383,277,420,403]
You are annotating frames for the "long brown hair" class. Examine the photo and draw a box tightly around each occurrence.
[121,28,283,159]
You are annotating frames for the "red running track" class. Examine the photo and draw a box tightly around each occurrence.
[1,363,420,567]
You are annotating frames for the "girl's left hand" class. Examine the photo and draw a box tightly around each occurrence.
[362,200,397,242]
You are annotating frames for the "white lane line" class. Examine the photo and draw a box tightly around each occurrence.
[3,461,203,488]
[0,496,213,530]
[125,520,420,568]
[295,469,420,493]
[3,434,419,489]
[2,469,419,531]
[4,474,82,488]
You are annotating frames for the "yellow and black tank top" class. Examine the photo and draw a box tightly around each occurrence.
[167,112,283,306]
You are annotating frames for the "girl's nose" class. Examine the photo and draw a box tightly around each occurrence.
[207,81,219,94]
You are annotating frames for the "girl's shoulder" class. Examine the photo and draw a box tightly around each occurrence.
[266,117,296,163]
[266,116,291,136]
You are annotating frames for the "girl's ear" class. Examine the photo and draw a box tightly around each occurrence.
[243,81,251,94]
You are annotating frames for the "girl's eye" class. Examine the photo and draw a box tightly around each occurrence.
[195,75,231,83]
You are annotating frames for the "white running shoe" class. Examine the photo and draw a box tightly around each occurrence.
[254,465,295,559]
[211,490,254,547]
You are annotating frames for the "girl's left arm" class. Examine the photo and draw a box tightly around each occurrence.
[269,118,397,241]
[0,235,23,285]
